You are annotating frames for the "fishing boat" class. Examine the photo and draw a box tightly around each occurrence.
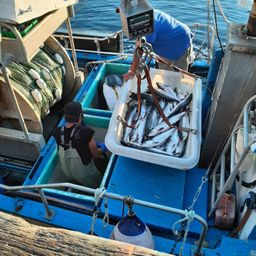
[0,0,256,255]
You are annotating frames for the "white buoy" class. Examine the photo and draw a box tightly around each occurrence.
[61,66,66,76]
[36,78,47,90]
[31,89,42,103]
[110,214,154,249]
[55,88,62,101]
[42,68,51,80]
[55,53,64,65]
[28,69,40,80]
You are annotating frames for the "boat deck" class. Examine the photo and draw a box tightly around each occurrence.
[103,156,208,236]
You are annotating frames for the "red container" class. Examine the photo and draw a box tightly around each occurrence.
[215,193,236,230]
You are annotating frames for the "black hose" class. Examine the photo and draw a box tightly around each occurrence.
[236,175,256,188]
[212,0,225,54]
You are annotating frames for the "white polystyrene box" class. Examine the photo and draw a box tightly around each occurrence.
[105,68,202,170]
[0,0,77,24]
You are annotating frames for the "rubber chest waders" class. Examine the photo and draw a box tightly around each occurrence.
[59,126,101,188]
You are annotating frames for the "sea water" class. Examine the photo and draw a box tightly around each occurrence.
[71,0,250,43]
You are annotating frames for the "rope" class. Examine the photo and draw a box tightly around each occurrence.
[153,52,199,79]
[179,210,195,256]
[216,0,230,24]
[95,187,106,205]
[102,196,109,228]
[188,175,208,211]
[89,187,106,235]
[172,215,190,236]
[124,195,134,216]
[171,210,195,255]
[170,210,195,255]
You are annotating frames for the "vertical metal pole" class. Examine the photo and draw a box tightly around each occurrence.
[65,16,79,73]
[0,61,29,140]
[38,189,54,220]
[244,107,249,149]
[211,171,216,209]
[230,134,235,173]
[120,31,124,53]
[208,144,251,217]
[207,0,212,62]
[220,154,225,190]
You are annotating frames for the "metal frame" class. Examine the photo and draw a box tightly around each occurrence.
[0,182,208,256]
[0,58,29,140]
[54,30,125,53]
[208,95,256,217]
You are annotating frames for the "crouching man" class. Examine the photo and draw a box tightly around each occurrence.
[53,101,108,188]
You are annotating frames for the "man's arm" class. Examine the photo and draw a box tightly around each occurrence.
[88,138,102,159]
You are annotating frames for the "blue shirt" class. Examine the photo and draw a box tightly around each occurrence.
[145,9,192,61]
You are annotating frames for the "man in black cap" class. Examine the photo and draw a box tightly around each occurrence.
[53,101,106,188]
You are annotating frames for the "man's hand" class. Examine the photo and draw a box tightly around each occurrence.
[123,70,135,82]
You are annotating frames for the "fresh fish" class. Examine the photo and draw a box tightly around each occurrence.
[148,111,186,137]
[121,140,141,149]
[168,93,192,117]
[165,129,180,155]
[156,82,181,102]
[145,106,159,134]
[128,101,147,143]
[141,128,175,148]
[129,92,156,103]
[143,146,175,156]
[180,113,190,141]
[174,87,186,100]
[174,139,185,157]
[122,104,138,142]
[136,102,149,144]
[153,86,181,102]
[121,81,192,158]
[127,99,138,109]
[159,99,166,109]
[130,126,139,143]
[158,101,173,123]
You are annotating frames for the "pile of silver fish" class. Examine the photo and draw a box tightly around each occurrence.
[119,82,192,158]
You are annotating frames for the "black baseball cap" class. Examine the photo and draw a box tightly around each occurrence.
[64,101,82,122]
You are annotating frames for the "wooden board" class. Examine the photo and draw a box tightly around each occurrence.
[0,211,170,256]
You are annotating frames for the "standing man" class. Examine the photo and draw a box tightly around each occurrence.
[54,101,106,188]
[124,9,194,81]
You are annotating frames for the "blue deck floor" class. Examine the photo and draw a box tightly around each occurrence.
[104,156,208,236]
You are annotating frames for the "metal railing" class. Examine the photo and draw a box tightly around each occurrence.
[54,30,125,54]
[208,95,256,217]
[54,23,216,64]
[190,23,216,63]
[0,182,208,256]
